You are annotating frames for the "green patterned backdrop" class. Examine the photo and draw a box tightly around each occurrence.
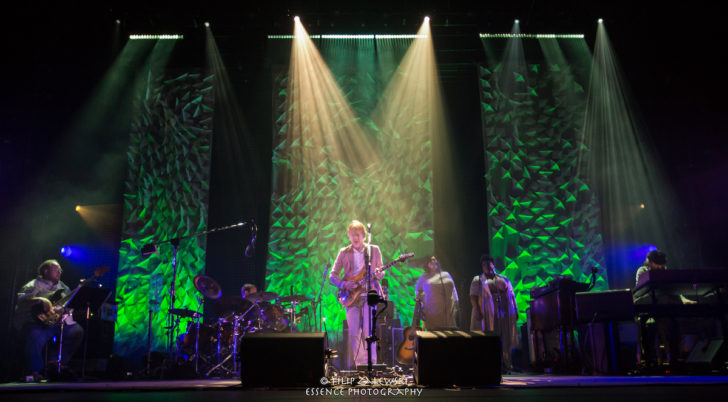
[114,70,215,358]
[479,39,607,324]
[267,38,433,334]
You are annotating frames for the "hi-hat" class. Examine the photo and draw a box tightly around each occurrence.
[194,274,222,299]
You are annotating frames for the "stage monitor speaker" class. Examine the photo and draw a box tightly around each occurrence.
[414,330,501,386]
[240,332,325,388]
[686,339,726,366]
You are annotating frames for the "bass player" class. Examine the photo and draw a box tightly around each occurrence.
[329,220,384,369]
[15,259,84,381]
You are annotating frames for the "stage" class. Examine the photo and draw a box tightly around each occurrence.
[1,375,728,401]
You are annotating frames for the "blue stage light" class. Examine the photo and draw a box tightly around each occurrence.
[60,246,72,257]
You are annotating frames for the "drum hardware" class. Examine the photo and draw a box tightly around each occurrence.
[140,221,252,363]
[278,294,312,332]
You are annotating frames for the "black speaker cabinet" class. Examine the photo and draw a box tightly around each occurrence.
[240,332,326,388]
[414,330,501,386]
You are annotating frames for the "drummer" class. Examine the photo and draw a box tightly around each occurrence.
[242,284,257,298]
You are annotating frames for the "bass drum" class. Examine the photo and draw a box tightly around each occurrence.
[182,323,217,355]
[260,303,289,332]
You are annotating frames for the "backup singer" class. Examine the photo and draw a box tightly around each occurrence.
[470,254,519,371]
[15,260,84,381]
[329,220,384,368]
[414,255,459,330]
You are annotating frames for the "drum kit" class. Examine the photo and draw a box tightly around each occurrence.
[171,274,312,376]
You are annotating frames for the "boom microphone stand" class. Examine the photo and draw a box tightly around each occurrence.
[141,221,253,363]
[314,264,329,332]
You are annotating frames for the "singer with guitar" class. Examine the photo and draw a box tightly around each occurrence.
[15,260,84,381]
[329,220,384,369]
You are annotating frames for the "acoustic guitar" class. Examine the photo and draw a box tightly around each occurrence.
[33,265,110,327]
[336,253,414,307]
[395,290,424,365]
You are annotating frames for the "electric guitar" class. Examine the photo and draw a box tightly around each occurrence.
[395,290,424,365]
[33,265,110,327]
[336,253,414,307]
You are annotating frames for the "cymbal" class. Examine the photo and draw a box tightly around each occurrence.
[169,308,202,318]
[245,291,278,303]
[279,295,312,303]
[194,275,222,300]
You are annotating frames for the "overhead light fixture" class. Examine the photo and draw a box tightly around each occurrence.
[129,34,183,40]
[479,33,584,39]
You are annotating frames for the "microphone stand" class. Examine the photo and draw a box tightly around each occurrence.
[141,220,252,363]
[364,223,376,377]
[315,265,329,332]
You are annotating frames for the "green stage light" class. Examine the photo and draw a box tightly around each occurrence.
[320,34,375,39]
[268,34,426,40]
[479,33,584,39]
[376,34,427,39]
[129,34,183,40]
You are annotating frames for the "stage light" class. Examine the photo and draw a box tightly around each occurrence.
[75,205,81,212]
[424,16,430,22]
[128,34,183,40]
[115,19,121,25]
[61,246,72,257]
[204,22,210,27]
[294,16,300,22]
[515,19,520,24]
[479,33,584,39]
[320,34,374,39]
[598,18,603,24]
[640,203,645,209]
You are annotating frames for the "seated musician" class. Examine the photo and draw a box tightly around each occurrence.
[635,250,667,289]
[15,260,84,381]
[241,283,257,298]
[635,249,697,304]
[329,220,384,368]
[634,250,690,367]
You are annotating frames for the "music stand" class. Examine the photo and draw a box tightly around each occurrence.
[66,286,112,379]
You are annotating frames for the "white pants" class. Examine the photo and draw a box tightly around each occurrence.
[346,299,376,368]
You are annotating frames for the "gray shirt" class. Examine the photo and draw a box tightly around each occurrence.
[15,278,72,329]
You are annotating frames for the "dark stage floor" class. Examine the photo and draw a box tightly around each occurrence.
[2,376,728,401]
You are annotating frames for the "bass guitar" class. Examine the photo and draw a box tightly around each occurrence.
[395,290,424,365]
[337,253,414,307]
[33,265,110,327]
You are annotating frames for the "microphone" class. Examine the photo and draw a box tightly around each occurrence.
[245,220,257,258]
